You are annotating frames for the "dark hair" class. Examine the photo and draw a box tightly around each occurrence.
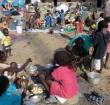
[100,13,104,18]
[97,20,108,31]
[2,28,9,36]
[104,17,110,23]
[61,9,64,13]
[75,16,81,22]
[10,62,17,68]
[54,50,73,68]
[0,76,9,96]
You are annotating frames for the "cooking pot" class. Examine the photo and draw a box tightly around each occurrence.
[87,72,101,85]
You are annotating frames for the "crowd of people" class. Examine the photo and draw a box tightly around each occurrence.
[0,0,110,105]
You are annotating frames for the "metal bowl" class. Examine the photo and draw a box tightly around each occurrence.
[87,72,101,85]
[29,94,43,103]
[26,65,37,74]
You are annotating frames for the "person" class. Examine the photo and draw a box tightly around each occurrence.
[2,58,32,74]
[96,13,104,30]
[59,9,65,26]
[45,13,51,28]
[104,17,110,69]
[0,75,21,105]
[75,16,83,34]
[53,0,57,7]
[105,0,110,17]
[39,50,79,105]
[1,28,12,57]
[92,20,108,72]
[97,0,102,8]
[0,50,9,71]
[0,50,6,63]
[66,35,93,56]
[34,15,42,28]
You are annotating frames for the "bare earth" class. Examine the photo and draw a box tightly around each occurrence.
[5,32,110,105]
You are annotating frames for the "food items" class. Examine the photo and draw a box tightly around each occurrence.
[31,86,43,94]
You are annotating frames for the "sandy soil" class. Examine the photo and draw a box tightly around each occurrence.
[1,1,110,105]
[4,32,110,105]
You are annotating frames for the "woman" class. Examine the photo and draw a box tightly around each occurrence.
[0,75,21,105]
[39,50,79,105]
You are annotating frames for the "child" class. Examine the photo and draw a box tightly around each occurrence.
[75,16,83,34]
[59,9,64,26]
[34,15,42,29]
[45,13,51,28]
[1,28,12,57]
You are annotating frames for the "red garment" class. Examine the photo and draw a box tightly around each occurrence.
[50,66,78,99]
[76,22,83,34]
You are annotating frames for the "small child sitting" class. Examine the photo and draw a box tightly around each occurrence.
[1,28,12,57]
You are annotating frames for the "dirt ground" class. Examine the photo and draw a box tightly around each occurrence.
[4,32,110,105]
[0,1,110,105]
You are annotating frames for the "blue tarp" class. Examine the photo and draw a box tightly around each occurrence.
[0,0,25,8]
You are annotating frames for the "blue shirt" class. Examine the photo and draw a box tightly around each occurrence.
[0,92,21,105]
[45,15,51,24]
[60,12,64,20]
[0,83,21,105]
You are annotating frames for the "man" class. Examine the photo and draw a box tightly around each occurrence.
[53,0,57,7]
[92,20,108,72]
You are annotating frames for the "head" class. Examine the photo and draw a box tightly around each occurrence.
[61,9,64,13]
[104,17,110,23]
[100,13,105,18]
[10,62,18,68]
[53,50,73,68]
[104,17,110,32]
[75,16,81,22]
[0,76,9,96]
[3,28,9,36]
[97,20,108,32]
[0,50,6,63]
[75,37,84,47]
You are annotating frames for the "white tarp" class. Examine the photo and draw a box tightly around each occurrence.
[56,4,69,13]
[31,0,41,4]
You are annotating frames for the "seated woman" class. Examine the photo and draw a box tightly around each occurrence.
[0,75,21,105]
[39,50,79,105]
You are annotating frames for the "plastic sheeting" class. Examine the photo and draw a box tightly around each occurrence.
[56,4,69,13]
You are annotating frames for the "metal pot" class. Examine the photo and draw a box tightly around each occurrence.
[87,72,101,85]
[26,65,37,74]
[29,94,43,103]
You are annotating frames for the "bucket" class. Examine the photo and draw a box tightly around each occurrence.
[16,25,23,34]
